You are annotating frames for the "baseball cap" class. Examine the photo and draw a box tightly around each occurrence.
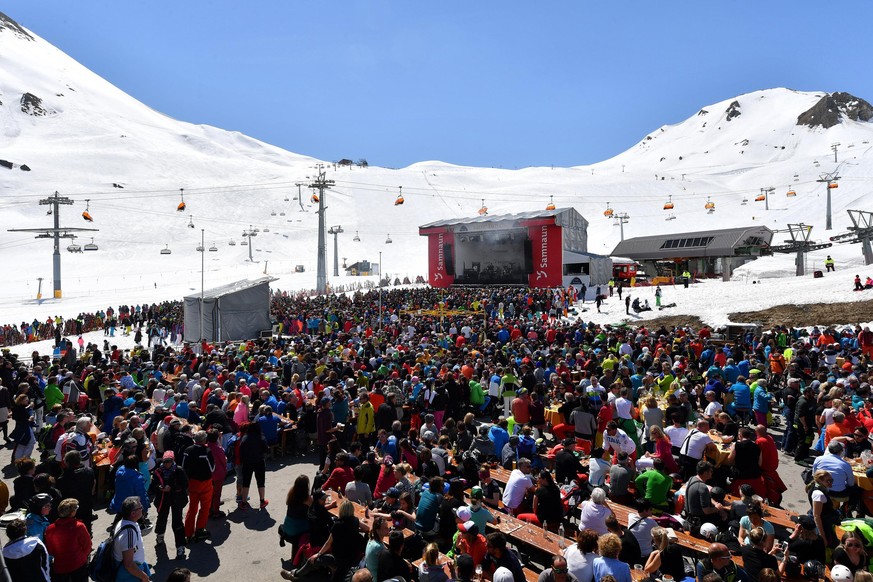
[457,520,479,535]
[454,506,472,521]
[385,487,400,499]
[162,450,175,461]
[470,486,484,500]
[797,515,816,530]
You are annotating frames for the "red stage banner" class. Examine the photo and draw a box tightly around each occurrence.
[428,231,454,288]
[528,224,562,287]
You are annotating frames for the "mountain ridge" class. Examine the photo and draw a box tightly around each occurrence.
[1,12,873,307]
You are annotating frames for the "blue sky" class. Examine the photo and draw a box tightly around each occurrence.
[5,1,872,169]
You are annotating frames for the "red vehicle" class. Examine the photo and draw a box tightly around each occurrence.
[613,261,641,281]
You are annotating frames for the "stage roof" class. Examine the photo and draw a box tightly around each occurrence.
[420,207,583,229]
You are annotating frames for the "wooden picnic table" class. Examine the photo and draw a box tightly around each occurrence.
[722,493,798,530]
[325,495,415,539]
[849,457,873,490]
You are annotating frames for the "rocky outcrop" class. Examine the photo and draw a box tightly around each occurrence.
[797,92,873,128]
[725,101,741,121]
[0,11,33,41]
[20,92,50,116]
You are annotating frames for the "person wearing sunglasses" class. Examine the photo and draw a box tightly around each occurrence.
[832,531,868,577]
[834,425,872,458]
[537,555,579,582]
[695,542,749,582]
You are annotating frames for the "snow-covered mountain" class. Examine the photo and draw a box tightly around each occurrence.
[2,10,873,322]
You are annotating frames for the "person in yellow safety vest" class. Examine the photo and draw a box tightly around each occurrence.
[825,255,835,272]
[608,279,615,297]
[682,271,691,288]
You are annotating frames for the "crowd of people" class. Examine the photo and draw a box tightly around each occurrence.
[0,285,873,582]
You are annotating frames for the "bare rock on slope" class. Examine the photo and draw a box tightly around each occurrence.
[0,11,34,41]
[797,92,873,129]
[20,92,51,116]
[725,100,741,121]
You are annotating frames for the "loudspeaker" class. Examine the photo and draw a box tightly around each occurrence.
[523,238,533,274]
[443,244,455,275]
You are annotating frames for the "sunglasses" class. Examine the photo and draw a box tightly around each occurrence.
[553,567,569,574]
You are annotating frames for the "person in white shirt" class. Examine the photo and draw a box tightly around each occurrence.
[613,391,633,421]
[703,391,722,420]
[663,414,689,454]
[564,528,599,582]
[577,487,612,535]
[113,497,150,581]
[603,422,636,458]
[501,457,535,512]
[587,448,611,488]
[627,499,658,559]
[678,420,713,477]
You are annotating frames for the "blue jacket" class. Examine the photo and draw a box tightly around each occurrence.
[111,465,150,514]
[729,382,752,410]
[489,426,509,455]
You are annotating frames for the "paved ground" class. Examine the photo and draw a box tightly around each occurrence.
[1,442,319,581]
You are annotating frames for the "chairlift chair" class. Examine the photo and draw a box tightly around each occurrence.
[187,215,195,228]
[828,183,839,189]
[229,240,236,246]
[160,245,172,255]
[704,197,715,212]
[353,231,361,242]
[280,211,285,216]
[478,199,488,216]
[67,243,82,253]
[663,195,674,210]
[240,240,248,246]
[263,227,270,232]
[741,197,748,205]
[83,238,98,251]
[82,199,93,222]
[385,234,393,244]
[177,188,186,212]
[209,244,218,252]
[786,189,796,197]
[271,211,277,216]
[196,245,204,252]
[311,193,319,203]
[665,213,676,221]
[603,202,614,217]
[545,195,556,211]
[755,194,766,202]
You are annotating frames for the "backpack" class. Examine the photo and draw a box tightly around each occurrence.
[89,524,136,582]
[36,425,54,452]
[224,434,239,472]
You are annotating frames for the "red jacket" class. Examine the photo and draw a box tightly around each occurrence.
[44,517,91,574]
